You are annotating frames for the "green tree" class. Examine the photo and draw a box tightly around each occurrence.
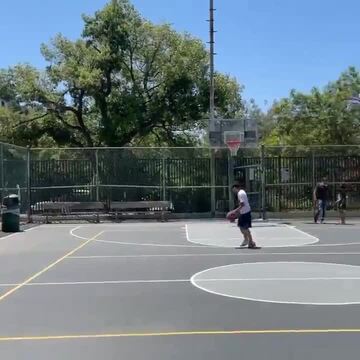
[264,67,360,145]
[0,0,244,147]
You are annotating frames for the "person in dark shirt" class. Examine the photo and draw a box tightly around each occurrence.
[335,184,347,225]
[313,179,329,224]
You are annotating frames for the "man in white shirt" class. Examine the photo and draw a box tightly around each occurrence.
[232,184,257,249]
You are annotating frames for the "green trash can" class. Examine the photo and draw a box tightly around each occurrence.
[1,194,20,233]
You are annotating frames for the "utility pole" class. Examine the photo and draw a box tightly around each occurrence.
[209,0,216,216]
[209,0,215,122]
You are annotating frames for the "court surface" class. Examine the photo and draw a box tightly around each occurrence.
[1,219,360,359]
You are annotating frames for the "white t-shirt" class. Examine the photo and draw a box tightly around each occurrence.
[238,189,251,214]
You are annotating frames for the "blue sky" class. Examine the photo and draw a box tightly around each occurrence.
[1,0,359,108]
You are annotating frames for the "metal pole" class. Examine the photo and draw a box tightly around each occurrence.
[278,154,282,212]
[210,153,216,216]
[26,146,32,223]
[312,150,316,190]
[95,149,99,201]
[209,0,215,121]
[161,157,166,201]
[209,0,216,216]
[260,144,266,220]
[0,143,4,200]
[227,152,234,211]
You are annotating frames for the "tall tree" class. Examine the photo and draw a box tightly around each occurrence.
[264,67,360,145]
[0,0,244,147]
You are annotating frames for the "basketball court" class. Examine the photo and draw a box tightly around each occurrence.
[1,219,360,359]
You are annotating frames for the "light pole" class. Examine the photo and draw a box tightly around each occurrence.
[209,0,215,123]
[209,0,216,216]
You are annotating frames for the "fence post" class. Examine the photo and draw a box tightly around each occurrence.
[210,149,216,216]
[26,146,32,223]
[0,143,4,200]
[312,149,316,190]
[260,144,266,220]
[278,154,282,212]
[227,151,234,212]
[95,149,99,202]
[161,157,166,201]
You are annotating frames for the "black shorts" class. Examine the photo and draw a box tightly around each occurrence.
[238,211,252,230]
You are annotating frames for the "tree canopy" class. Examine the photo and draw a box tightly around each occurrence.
[1,0,359,148]
[0,0,243,147]
[263,67,360,145]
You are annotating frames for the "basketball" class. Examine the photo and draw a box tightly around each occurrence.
[226,210,238,222]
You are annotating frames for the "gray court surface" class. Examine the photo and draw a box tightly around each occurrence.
[1,219,360,359]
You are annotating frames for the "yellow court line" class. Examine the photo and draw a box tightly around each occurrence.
[1,328,360,342]
[0,230,104,303]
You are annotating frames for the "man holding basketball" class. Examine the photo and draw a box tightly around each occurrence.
[231,183,258,249]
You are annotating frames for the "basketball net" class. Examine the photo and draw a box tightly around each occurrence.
[226,140,241,157]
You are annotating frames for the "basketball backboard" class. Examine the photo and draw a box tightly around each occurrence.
[209,118,258,148]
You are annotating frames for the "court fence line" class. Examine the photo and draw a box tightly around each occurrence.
[0,142,359,219]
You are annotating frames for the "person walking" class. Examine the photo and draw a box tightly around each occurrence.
[313,178,329,224]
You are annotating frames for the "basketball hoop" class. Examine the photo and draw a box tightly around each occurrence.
[224,131,244,157]
[226,140,241,157]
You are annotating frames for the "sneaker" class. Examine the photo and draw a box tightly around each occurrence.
[248,241,257,249]
[240,240,249,247]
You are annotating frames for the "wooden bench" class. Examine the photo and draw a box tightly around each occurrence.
[36,202,105,223]
[110,201,173,221]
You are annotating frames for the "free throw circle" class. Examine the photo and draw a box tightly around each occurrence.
[191,262,360,305]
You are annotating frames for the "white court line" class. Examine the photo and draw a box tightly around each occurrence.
[28,279,189,286]
[190,237,318,241]
[70,226,206,248]
[190,261,360,306]
[103,229,181,233]
[94,239,360,248]
[194,260,360,272]
[70,224,360,249]
[186,223,320,248]
[186,223,360,248]
[68,223,182,228]
[37,224,78,228]
[0,233,21,240]
[195,277,360,282]
[68,252,360,259]
[190,261,360,288]
[0,225,39,240]
[69,226,86,240]
[23,227,38,232]
[282,225,360,247]
[185,224,190,241]
[307,242,360,248]
[95,239,210,248]
[283,224,320,241]
[0,279,190,287]
[3,276,360,288]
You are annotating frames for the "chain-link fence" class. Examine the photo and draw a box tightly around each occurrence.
[30,147,235,215]
[1,142,360,217]
[264,146,360,212]
[0,142,29,214]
